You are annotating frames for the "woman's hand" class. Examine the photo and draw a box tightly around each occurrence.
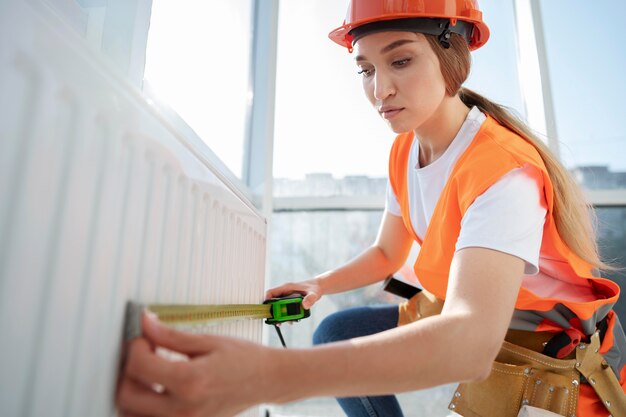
[265,278,324,309]
[117,314,275,417]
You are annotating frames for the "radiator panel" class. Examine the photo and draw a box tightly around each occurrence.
[0,2,266,417]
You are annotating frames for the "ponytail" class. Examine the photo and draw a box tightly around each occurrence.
[425,34,612,271]
[458,88,611,270]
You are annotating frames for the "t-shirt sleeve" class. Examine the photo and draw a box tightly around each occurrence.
[385,179,402,217]
[455,165,547,275]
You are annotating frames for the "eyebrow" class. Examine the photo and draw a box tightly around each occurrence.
[355,39,417,62]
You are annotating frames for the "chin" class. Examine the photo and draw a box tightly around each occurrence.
[386,121,416,134]
[389,126,408,134]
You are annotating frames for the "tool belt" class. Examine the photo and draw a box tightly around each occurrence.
[450,330,626,417]
[397,291,626,417]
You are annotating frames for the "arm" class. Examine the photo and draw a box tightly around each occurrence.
[266,247,525,401]
[317,210,414,294]
[116,247,524,416]
[266,210,413,308]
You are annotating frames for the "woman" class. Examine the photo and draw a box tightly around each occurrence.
[116,1,626,416]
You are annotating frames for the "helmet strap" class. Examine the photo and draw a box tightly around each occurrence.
[349,18,473,49]
[438,21,453,49]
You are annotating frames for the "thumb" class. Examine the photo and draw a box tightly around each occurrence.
[142,312,215,356]
[302,293,319,310]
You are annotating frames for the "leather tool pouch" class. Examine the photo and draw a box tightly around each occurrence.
[397,289,444,326]
[448,332,626,417]
[448,341,580,417]
[396,292,625,416]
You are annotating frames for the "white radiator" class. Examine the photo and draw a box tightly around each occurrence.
[0,1,266,416]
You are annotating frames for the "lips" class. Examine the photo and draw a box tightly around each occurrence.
[379,106,404,119]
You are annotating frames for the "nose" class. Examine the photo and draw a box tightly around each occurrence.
[373,69,395,101]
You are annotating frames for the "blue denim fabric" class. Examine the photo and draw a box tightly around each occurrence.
[312,305,404,417]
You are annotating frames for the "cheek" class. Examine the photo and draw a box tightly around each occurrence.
[427,61,448,97]
[408,68,446,104]
[362,79,375,103]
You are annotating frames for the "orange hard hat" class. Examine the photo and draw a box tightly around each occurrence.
[329,0,490,52]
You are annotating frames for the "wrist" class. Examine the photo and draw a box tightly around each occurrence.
[312,272,331,296]
[258,346,296,405]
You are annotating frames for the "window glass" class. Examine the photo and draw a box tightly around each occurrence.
[538,1,626,178]
[273,0,523,189]
[465,0,523,111]
[144,0,253,178]
[596,207,626,318]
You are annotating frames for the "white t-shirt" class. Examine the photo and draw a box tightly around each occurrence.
[386,107,546,274]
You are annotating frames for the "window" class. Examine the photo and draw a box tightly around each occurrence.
[273,0,524,189]
[144,0,253,178]
[465,0,523,112]
[597,207,626,318]
[538,1,626,176]
[273,0,390,183]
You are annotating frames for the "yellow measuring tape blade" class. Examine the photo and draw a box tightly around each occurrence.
[124,301,272,340]
[145,303,273,325]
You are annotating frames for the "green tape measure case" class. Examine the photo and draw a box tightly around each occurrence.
[264,295,311,325]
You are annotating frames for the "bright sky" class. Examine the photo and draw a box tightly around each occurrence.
[144,0,626,181]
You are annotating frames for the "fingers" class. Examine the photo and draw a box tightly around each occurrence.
[120,318,267,417]
[265,281,321,309]
[264,285,290,299]
[142,313,216,356]
[302,293,319,309]
[264,283,306,300]
[124,338,189,393]
[117,375,174,417]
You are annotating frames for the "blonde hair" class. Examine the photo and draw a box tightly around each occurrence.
[424,34,610,270]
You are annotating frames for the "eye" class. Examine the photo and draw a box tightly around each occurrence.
[357,67,373,77]
[392,58,411,68]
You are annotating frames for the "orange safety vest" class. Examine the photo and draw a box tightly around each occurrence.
[388,115,626,415]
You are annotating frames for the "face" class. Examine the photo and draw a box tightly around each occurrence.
[354,31,447,134]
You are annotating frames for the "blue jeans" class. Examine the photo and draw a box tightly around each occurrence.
[312,305,404,417]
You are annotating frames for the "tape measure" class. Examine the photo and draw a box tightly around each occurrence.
[124,295,310,342]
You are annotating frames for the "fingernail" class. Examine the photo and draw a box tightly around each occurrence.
[145,310,158,320]
[143,311,160,331]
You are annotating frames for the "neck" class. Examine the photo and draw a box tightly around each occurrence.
[414,96,470,168]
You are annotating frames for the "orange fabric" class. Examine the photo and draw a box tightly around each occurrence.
[388,115,623,415]
[578,373,626,417]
